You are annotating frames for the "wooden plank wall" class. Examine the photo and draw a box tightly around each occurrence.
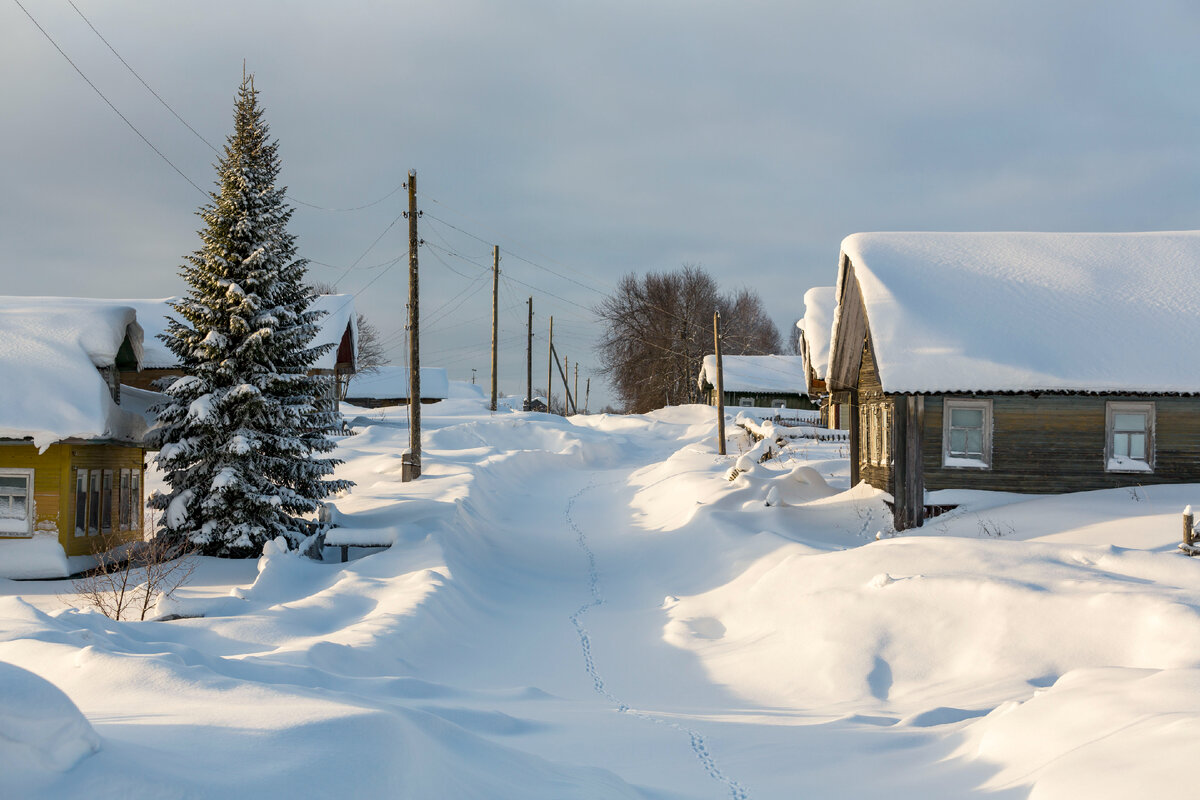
[921,394,1200,493]
[856,335,894,494]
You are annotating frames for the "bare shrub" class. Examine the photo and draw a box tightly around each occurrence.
[71,515,197,621]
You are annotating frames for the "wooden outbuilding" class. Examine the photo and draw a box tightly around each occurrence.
[344,366,450,408]
[697,355,815,411]
[826,231,1200,531]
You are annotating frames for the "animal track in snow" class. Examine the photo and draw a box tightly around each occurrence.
[565,479,751,800]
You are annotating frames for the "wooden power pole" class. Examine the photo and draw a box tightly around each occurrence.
[490,245,499,412]
[546,316,553,414]
[573,363,579,412]
[525,297,533,411]
[713,310,726,455]
[404,170,422,480]
[584,377,590,414]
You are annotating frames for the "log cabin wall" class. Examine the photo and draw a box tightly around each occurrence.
[921,394,1200,493]
[856,334,894,494]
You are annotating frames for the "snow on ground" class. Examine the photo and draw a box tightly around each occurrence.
[3,398,1200,798]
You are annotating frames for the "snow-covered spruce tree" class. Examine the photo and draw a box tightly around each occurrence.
[148,76,352,558]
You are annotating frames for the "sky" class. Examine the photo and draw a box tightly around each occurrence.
[4,1,1200,410]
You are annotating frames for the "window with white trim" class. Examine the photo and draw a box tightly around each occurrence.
[770,399,786,409]
[1106,402,1154,473]
[942,399,992,469]
[0,469,34,536]
[739,397,754,407]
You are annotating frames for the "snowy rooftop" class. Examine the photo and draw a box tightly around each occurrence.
[124,294,357,371]
[0,297,147,448]
[834,231,1200,394]
[345,366,450,401]
[798,286,836,388]
[697,355,807,394]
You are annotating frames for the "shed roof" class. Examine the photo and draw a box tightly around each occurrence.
[0,297,147,448]
[698,354,807,394]
[345,366,450,401]
[832,231,1200,394]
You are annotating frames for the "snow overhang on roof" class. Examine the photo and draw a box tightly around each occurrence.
[697,355,807,394]
[799,286,835,387]
[833,231,1200,395]
[0,297,148,449]
[345,366,450,400]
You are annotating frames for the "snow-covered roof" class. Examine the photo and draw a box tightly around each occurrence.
[0,297,148,448]
[833,231,1200,394]
[798,286,836,389]
[697,355,807,394]
[122,294,357,371]
[345,366,450,401]
[307,294,358,371]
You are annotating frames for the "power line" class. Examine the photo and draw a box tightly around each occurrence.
[65,0,408,214]
[14,0,208,198]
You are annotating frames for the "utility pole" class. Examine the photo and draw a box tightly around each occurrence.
[489,245,499,412]
[563,355,569,413]
[525,297,533,411]
[584,377,590,414]
[574,363,579,412]
[546,316,553,414]
[713,310,726,456]
[404,170,422,480]
[471,369,476,385]
[550,344,576,414]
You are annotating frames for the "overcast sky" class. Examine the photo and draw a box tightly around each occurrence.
[4,1,1200,408]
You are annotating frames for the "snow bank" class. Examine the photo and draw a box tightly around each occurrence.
[0,535,68,580]
[0,660,99,774]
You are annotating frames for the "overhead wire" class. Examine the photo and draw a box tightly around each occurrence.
[65,0,409,214]
[14,0,208,198]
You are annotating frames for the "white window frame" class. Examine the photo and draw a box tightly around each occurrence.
[0,468,34,537]
[1105,401,1155,473]
[770,398,787,409]
[942,398,993,469]
[739,397,754,407]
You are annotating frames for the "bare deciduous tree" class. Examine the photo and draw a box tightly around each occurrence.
[595,265,782,413]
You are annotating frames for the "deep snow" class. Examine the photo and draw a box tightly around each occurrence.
[3,398,1200,798]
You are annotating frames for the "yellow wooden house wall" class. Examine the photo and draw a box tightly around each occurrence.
[0,442,145,557]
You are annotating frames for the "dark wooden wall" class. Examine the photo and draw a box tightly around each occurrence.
[922,394,1200,493]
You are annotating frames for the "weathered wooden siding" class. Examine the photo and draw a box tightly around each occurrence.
[922,394,1200,493]
[120,367,185,392]
[856,335,893,494]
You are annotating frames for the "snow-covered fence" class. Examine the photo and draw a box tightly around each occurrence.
[736,413,849,444]
[299,502,339,561]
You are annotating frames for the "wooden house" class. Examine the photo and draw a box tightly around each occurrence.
[826,231,1200,531]
[0,298,152,577]
[118,294,358,401]
[697,355,815,411]
[797,286,847,429]
[344,366,450,408]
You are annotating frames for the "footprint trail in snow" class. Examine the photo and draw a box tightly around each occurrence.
[565,479,752,800]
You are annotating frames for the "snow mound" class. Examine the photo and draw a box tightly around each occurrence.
[0,660,99,773]
[0,535,68,580]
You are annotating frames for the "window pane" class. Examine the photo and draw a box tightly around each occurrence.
[1114,413,1146,432]
[951,408,984,428]
[0,477,25,491]
[88,472,100,534]
[950,429,967,454]
[1113,432,1130,458]
[966,429,983,455]
[101,471,113,532]
[119,471,131,529]
[75,471,87,535]
[131,472,141,529]
[1130,434,1147,460]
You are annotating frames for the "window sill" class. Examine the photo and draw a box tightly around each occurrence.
[942,456,991,470]
[1106,457,1153,474]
